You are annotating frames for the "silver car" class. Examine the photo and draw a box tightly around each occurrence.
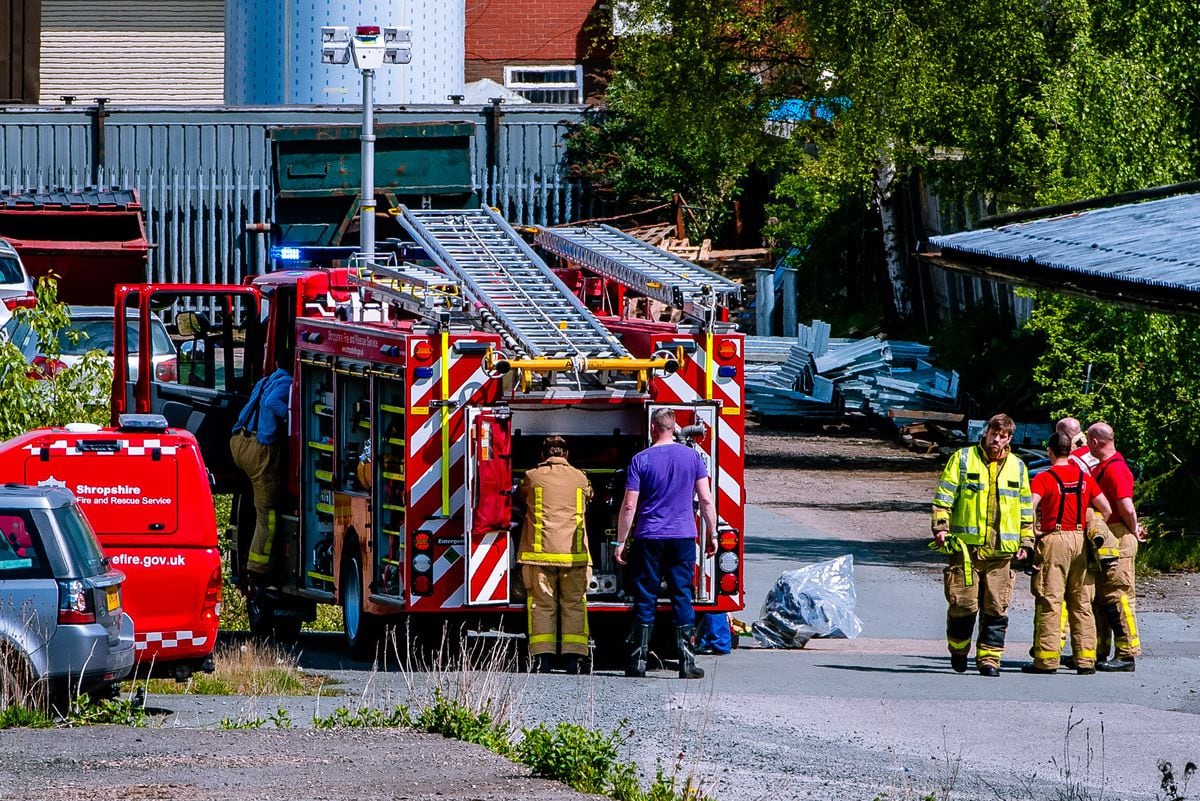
[0,485,135,707]
[0,238,35,328]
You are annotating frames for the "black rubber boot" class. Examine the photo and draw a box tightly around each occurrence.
[625,623,652,678]
[1096,656,1136,672]
[1100,602,1128,645]
[535,654,554,673]
[677,626,705,679]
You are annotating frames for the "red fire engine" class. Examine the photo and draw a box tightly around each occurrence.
[113,207,745,658]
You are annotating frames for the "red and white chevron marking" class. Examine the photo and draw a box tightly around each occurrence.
[22,439,178,457]
[406,343,506,611]
[136,629,209,652]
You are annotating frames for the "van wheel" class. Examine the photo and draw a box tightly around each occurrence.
[342,550,380,661]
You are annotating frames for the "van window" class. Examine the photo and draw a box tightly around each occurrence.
[0,512,50,579]
[42,508,107,577]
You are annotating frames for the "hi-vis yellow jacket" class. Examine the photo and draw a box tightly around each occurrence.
[516,456,593,566]
[932,445,1033,557]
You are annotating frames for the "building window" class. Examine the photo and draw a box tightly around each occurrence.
[503,65,583,104]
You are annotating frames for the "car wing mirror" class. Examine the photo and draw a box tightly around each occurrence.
[176,311,211,340]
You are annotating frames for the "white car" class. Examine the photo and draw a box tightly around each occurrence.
[1,305,178,382]
[0,238,35,327]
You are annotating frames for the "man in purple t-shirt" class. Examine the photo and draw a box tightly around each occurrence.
[614,407,718,679]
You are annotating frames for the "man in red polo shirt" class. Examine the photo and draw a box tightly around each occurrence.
[1019,433,1112,674]
[1087,422,1145,672]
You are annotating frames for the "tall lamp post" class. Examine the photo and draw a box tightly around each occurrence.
[321,24,413,266]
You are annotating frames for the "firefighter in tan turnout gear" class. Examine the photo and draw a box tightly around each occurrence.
[516,437,594,674]
[1019,432,1113,675]
[931,413,1034,677]
[1087,422,1145,672]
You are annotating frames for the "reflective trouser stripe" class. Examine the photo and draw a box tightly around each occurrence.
[248,508,276,567]
[947,637,972,652]
[1076,648,1096,659]
[977,647,1003,660]
[1117,594,1141,651]
[1033,649,1060,660]
[1060,604,1070,649]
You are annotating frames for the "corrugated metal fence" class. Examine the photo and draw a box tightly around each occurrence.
[0,104,599,286]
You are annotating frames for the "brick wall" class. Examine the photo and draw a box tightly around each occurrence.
[466,0,607,97]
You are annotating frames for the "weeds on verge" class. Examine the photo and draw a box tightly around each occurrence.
[130,640,333,697]
[982,709,1108,801]
[219,707,293,730]
[1159,760,1197,801]
[62,693,147,727]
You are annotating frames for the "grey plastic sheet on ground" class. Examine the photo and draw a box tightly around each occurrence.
[752,554,863,648]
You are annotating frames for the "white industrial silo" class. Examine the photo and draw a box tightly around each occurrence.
[226,0,465,105]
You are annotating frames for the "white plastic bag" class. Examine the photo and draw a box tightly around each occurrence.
[752,554,863,648]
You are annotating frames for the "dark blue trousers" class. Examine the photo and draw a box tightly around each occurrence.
[629,537,697,626]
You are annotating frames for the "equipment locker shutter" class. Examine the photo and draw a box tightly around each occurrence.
[39,0,224,105]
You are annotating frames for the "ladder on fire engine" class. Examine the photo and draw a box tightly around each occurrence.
[395,206,629,360]
[534,224,743,326]
[347,253,465,322]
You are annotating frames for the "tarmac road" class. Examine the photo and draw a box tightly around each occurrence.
[2,432,1198,801]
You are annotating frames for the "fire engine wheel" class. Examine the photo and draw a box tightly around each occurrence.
[342,551,381,661]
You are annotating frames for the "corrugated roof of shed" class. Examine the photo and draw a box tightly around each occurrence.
[925,184,1200,314]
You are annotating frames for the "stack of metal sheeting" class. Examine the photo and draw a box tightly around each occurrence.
[745,321,961,424]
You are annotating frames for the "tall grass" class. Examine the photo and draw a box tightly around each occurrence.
[133,639,332,697]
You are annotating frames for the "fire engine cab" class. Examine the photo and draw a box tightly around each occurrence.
[113,207,746,659]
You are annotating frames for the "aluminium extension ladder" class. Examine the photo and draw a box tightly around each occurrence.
[534,224,743,323]
[395,206,629,360]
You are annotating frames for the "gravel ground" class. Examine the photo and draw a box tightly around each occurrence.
[2,426,1196,801]
[0,728,603,800]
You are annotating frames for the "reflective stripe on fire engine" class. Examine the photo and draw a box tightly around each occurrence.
[705,330,714,401]
[135,630,209,651]
[441,329,451,517]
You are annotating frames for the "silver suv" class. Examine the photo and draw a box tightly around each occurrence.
[0,239,34,327]
[0,485,135,707]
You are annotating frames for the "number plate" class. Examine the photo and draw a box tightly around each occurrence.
[106,586,120,612]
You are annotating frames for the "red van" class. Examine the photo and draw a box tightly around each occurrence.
[0,414,221,679]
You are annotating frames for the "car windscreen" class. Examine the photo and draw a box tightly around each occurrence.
[56,319,175,357]
[0,255,24,285]
[42,507,108,577]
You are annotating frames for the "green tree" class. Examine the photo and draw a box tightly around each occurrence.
[0,277,112,440]
[570,0,799,235]
[584,0,1197,321]
[1024,295,1200,511]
